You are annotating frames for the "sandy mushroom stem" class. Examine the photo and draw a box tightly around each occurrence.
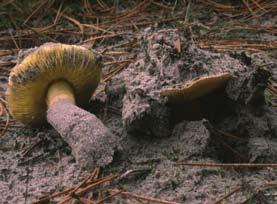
[46,80,76,107]
[46,101,117,169]
[45,81,117,169]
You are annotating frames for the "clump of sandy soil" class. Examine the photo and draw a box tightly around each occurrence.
[0,28,276,203]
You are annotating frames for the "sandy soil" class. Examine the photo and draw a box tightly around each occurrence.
[0,27,276,204]
[0,1,276,204]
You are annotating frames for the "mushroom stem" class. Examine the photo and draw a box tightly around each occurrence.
[46,80,75,107]
[45,81,117,169]
[46,101,117,169]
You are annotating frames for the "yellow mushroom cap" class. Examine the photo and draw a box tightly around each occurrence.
[7,43,101,126]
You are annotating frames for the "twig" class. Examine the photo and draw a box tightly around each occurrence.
[54,1,64,24]
[0,103,3,116]
[104,51,128,55]
[214,185,243,204]
[0,49,21,57]
[23,0,48,25]
[82,32,126,44]
[152,1,174,9]
[78,197,95,204]
[57,175,118,204]
[0,102,10,138]
[33,168,100,204]
[0,61,15,67]
[240,181,270,204]
[70,168,100,195]
[24,24,59,43]
[109,189,180,204]
[101,16,183,29]
[242,0,256,16]
[102,62,129,83]
[21,138,44,157]
[32,187,75,204]
[104,60,132,66]
[58,11,84,37]
[82,23,114,34]
[95,190,123,204]
[177,162,277,168]
[9,30,19,49]
[96,0,107,9]
[18,152,50,166]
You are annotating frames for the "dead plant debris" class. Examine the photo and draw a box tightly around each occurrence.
[0,0,276,203]
[33,168,179,204]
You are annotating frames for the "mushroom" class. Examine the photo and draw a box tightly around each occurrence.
[160,72,233,103]
[7,43,118,169]
[160,73,233,121]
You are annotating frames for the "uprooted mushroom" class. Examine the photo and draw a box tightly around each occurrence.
[7,43,118,169]
[160,72,233,103]
[160,73,233,121]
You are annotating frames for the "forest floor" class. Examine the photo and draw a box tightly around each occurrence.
[0,1,276,203]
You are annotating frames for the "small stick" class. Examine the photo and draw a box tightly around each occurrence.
[33,169,101,204]
[0,98,8,105]
[23,0,47,25]
[57,175,118,204]
[109,189,180,204]
[218,139,248,162]
[54,1,64,24]
[57,11,84,34]
[78,197,95,204]
[82,23,114,34]
[102,16,183,29]
[0,103,10,138]
[0,102,3,116]
[242,0,256,17]
[82,33,126,43]
[177,162,277,168]
[0,61,15,67]
[152,1,174,9]
[240,181,270,204]
[104,60,132,65]
[24,24,59,43]
[70,168,100,195]
[9,31,19,49]
[18,152,49,166]
[88,167,100,181]
[96,0,107,9]
[32,187,74,204]
[104,51,128,55]
[0,127,18,132]
[214,184,246,204]
[102,63,129,82]
[21,139,44,157]
[95,190,123,204]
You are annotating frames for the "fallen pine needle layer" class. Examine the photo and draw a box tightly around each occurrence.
[33,167,180,204]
